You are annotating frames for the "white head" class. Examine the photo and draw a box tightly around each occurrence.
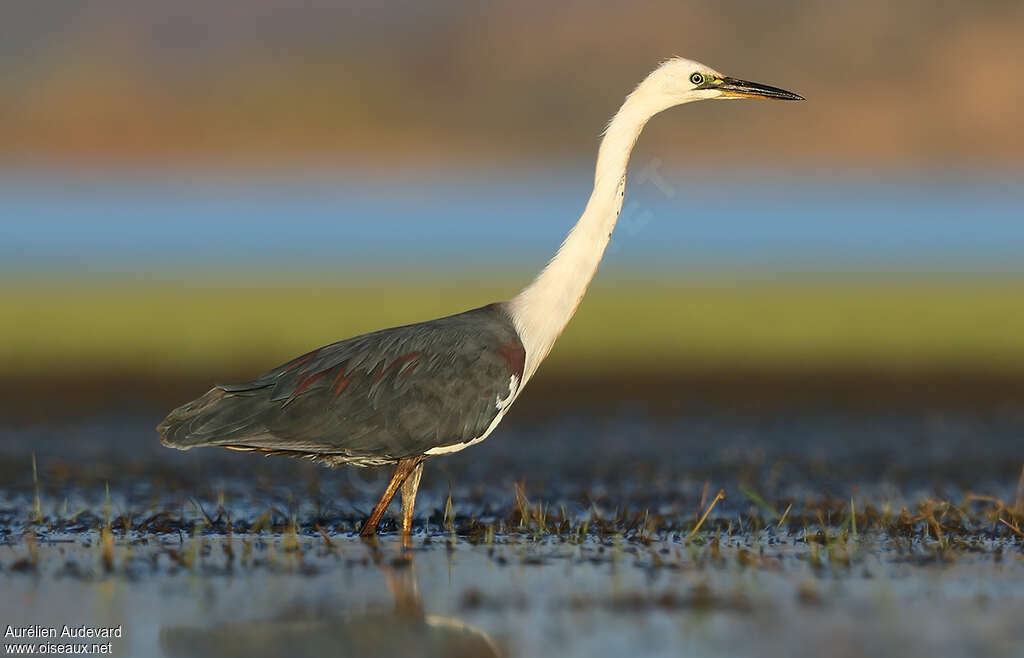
[629,57,803,114]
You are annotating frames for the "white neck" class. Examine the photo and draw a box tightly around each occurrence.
[506,74,682,384]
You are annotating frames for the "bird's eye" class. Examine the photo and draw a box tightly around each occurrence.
[690,72,705,86]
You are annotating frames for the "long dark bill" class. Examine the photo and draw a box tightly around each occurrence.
[719,77,804,101]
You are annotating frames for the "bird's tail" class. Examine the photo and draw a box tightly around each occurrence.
[157,387,237,449]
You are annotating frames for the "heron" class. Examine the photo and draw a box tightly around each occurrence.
[158,57,802,536]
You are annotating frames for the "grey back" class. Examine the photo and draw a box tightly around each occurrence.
[158,303,526,461]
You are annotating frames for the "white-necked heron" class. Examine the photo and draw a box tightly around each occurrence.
[158,57,803,535]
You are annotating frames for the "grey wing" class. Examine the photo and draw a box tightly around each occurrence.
[157,303,526,461]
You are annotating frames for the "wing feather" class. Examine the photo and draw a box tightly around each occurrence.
[158,303,526,461]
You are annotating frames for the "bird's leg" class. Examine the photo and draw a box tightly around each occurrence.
[400,460,424,534]
[360,456,423,536]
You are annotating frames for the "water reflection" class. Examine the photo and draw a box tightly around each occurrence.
[159,541,500,658]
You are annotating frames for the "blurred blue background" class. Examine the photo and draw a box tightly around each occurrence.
[3,170,1022,274]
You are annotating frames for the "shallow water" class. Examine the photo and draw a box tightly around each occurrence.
[2,532,1022,658]
[1,406,1023,657]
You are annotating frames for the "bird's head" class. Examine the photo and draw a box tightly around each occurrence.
[640,57,804,107]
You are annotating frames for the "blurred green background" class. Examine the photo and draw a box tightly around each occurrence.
[2,0,1024,417]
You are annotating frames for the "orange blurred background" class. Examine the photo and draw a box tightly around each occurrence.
[3,0,1023,169]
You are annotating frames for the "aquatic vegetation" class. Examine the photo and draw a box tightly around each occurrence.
[2,408,1021,657]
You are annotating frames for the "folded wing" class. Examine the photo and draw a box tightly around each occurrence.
[158,303,526,462]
